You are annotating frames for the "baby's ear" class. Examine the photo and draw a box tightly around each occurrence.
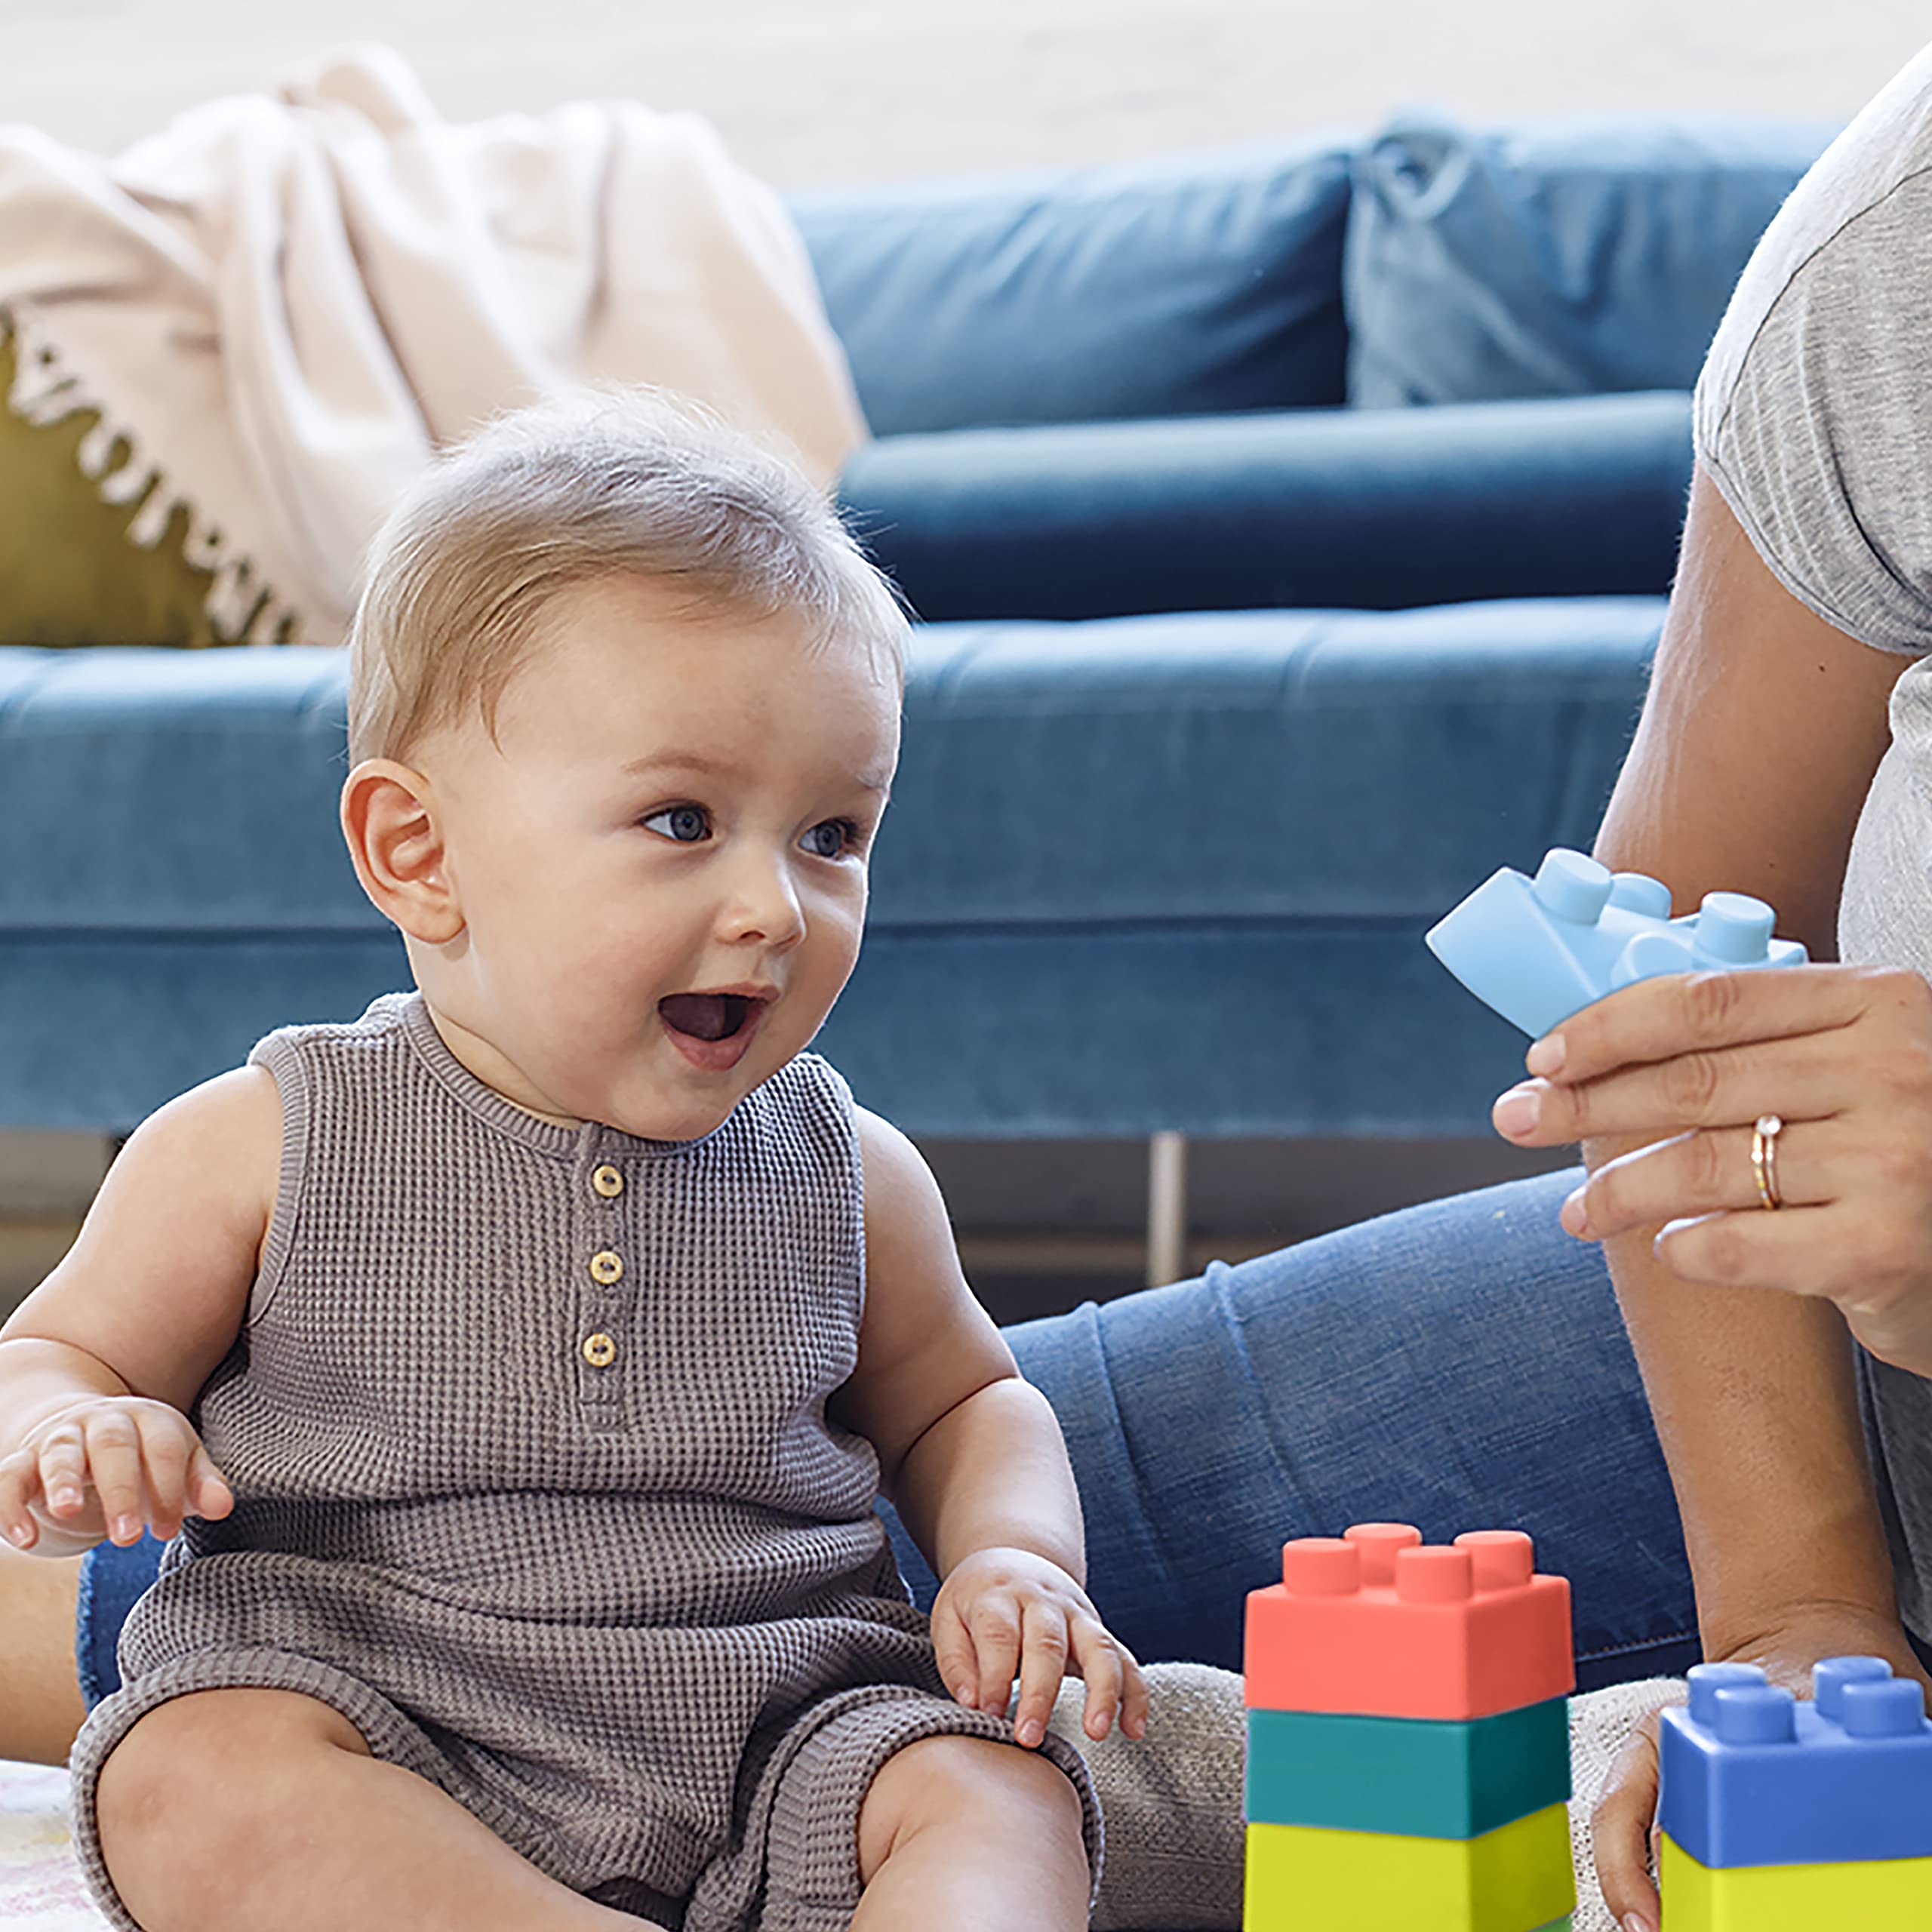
[339,758,464,943]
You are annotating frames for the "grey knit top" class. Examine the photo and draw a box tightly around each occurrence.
[1691,35,1932,1641]
[78,989,1100,1925]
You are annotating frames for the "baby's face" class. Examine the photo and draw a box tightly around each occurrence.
[413,572,901,1141]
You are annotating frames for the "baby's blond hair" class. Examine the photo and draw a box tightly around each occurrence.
[346,388,911,768]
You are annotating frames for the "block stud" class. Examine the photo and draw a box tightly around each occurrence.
[1281,1537,1360,1595]
[1608,871,1673,918]
[1712,1682,1796,1745]
[1393,1544,1472,1603]
[1686,1660,1765,1727]
[1814,1654,1895,1720]
[1454,1527,1534,1590]
[1694,890,1774,964]
[1343,1521,1422,1584]
[1841,1678,1927,1737]
[1531,848,1613,924]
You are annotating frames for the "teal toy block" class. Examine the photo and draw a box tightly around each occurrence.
[1246,1697,1571,1839]
[1425,847,1806,1039]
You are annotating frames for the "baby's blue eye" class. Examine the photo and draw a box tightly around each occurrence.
[643,805,708,843]
[803,819,861,860]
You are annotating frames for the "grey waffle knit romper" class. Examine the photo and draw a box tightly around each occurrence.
[66,990,1102,1930]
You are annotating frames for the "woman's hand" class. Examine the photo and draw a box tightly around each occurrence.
[1592,1602,1930,1932]
[1491,962,1932,1375]
[931,1545,1149,1748]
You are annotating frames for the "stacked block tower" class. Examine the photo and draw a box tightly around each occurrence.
[1243,1521,1575,1932]
[1657,1655,1932,1928]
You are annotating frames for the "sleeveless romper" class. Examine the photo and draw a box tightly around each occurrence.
[66,990,1101,1929]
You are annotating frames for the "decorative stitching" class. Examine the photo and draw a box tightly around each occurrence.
[0,300,304,646]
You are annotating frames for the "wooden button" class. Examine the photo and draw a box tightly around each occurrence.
[589,1250,623,1285]
[592,1164,623,1198]
[582,1332,617,1367]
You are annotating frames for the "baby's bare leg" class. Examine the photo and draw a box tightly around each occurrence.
[854,1734,1089,1931]
[0,1541,86,1764]
[95,1687,661,1932]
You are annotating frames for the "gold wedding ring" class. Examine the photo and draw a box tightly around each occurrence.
[1751,1113,1785,1211]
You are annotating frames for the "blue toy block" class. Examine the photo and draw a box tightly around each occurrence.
[1657,1656,1932,1869]
[1424,848,1807,1040]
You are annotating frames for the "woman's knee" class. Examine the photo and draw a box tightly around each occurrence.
[857,1734,1081,1882]
[0,1541,87,1764]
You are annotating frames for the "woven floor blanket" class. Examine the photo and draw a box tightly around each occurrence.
[1,1663,1677,1928]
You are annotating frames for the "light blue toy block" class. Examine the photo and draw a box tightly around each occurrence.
[1424,848,1807,1040]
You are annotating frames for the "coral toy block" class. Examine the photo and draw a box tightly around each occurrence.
[1244,1802,1575,1932]
[1657,1656,1932,1869]
[1244,1523,1574,1721]
[1245,1697,1570,1838]
[1424,847,1807,1039]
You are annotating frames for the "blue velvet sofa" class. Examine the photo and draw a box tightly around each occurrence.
[0,106,1843,1142]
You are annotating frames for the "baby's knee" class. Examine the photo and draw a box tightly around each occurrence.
[95,1687,368,1918]
[857,1732,1082,1879]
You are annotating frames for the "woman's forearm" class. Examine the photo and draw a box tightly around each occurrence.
[1589,1128,1902,1654]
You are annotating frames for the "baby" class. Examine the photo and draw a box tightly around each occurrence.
[0,391,1146,1932]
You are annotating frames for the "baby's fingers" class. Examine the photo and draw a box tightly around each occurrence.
[0,1446,47,1547]
[1066,1617,1132,1740]
[966,1594,1023,1724]
[188,1444,234,1521]
[932,1594,983,1712]
[32,1416,97,1529]
[128,1418,233,1542]
[1011,1601,1070,1748]
[82,1407,149,1545]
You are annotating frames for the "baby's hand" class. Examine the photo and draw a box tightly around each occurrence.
[0,1395,233,1553]
[931,1546,1149,1750]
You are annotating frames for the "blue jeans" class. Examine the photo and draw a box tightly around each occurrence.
[76,1164,1700,1709]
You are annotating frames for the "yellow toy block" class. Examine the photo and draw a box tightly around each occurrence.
[1244,1800,1574,1930]
[1660,1832,1932,1930]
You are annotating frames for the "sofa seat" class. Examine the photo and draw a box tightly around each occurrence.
[0,592,1660,1139]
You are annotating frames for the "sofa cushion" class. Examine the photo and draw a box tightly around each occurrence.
[1343,108,1841,406]
[0,600,1662,1137]
[839,389,1692,622]
[0,600,1659,940]
[789,131,1358,436]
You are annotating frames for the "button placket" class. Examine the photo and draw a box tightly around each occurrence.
[574,1143,629,1430]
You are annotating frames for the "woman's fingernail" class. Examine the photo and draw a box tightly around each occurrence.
[1526,1033,1567,1076]
[1622,1915,1653,1932]
[6,1524,27,1546]
[1494,1085,1540,1136]
[1560,1187,1592,1237]
[1017,1718,1043,1746]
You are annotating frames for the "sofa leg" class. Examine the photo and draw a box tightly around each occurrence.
[1146,1130,1188,1287]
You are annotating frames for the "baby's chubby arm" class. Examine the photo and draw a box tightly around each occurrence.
[831,1109,1149,1749]
[0,1067,276,1556]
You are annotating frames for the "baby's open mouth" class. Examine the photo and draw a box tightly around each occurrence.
[659,992,760,1042]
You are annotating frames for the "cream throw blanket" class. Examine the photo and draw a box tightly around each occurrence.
[0,43,870,645]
